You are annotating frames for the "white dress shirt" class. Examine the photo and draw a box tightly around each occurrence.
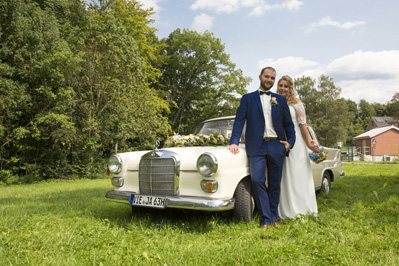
[259,89,277,138]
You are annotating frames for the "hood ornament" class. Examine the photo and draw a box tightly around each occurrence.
[152,140,160,157]
[154,140,160,150]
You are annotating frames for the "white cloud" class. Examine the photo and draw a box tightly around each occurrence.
[325,50,399,103]
[305,16,366,33]
[254,50,399,103]
[284,0,303,11]
[326,50,399,80]
[191,13,215,32]
[258,56,319,73]
[250,0,303,16]
[137,0,162,18]
[190,0,242,13]
[337,79,397,104]
[190,0,303,15]
[293,50,399,103]
[137,0,161,11]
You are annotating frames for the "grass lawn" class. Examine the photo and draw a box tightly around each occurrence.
[1,164,398,265]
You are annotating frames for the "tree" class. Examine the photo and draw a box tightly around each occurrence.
[344,99,363,145]
[295,75,354,147]
[156,28,251,134]
[0,0,81,181]
[0,0,171,183]
[389,92,399,119]
[295,76,322,125]
[372,103,387,116]
[357,99,376,129]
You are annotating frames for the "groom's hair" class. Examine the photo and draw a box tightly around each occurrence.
[260,67,276,76]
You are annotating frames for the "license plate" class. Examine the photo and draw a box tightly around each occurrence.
[129,194,166,208]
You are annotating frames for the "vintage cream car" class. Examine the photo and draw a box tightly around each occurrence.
[106,116,344,222]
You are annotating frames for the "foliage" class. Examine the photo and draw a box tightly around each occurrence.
[156,28,251,134]
[295,75,354,146]
[1,164,398,265]
[0,0,80,181]
[1,0,398,183]
[390,92,399,120]
[71,1,170,157]
[0,0,170,183]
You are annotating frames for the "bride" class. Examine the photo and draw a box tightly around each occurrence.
[277,75,319,219]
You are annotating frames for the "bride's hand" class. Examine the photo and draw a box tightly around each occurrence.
[310,144,320,153]
[309,140,320,152]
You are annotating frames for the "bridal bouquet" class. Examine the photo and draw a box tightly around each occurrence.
[309,147,328,164]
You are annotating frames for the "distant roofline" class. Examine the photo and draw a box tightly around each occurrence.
[354,125,399,140]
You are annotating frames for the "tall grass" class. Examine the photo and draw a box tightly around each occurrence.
[1,164,398,265]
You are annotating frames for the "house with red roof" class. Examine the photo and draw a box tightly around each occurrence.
[354,125,399,161]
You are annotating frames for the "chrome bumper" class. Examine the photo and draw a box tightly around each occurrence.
[105,190,235,211]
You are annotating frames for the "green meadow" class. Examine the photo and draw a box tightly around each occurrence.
[1,164,398,265]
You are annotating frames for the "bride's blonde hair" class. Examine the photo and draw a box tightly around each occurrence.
[277,75,299,105]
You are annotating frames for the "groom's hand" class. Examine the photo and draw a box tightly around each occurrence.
[280,140,292,152]
[228,144,240,155]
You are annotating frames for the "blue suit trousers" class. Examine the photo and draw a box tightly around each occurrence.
[249,139,286,225]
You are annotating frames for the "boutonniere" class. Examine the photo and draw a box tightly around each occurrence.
[270,97,278,106]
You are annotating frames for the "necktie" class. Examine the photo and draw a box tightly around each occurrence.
[260,90,271,96]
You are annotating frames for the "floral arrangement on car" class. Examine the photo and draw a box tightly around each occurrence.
[308,140,328,164]
[164,133,230,147]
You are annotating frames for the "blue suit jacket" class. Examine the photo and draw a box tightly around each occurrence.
[230,90,296,156]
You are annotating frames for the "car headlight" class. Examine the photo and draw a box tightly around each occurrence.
[108,154,122,174]
[197,152,218,177]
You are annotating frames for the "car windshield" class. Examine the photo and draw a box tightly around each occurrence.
[193,118,245,143]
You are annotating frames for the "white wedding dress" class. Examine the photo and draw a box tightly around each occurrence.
[278,102,318,219]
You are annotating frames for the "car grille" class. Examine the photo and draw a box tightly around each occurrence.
[139,151,180,196]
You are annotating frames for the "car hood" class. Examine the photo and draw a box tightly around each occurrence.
[123,145,247,171]
[160,146,229,170]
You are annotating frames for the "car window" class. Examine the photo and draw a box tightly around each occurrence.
[307,126,320,146]
[194,118,246,143]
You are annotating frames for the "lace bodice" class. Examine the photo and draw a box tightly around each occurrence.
[289,102,307,126]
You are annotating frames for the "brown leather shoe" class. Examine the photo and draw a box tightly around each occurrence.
[260,224,271,229]
[273,222,280,228]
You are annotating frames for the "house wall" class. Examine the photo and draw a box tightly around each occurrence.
[357,129,399,156]
[356,139,371,155]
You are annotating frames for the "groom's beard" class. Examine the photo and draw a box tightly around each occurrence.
[260,81,273,91]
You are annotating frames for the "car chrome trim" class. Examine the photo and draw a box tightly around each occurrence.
[108,154,122,174]
[106,190,134,203]
[197,152,218,177]
[105,190,234,211]
[140,150,180,196]
[111,177,124,187]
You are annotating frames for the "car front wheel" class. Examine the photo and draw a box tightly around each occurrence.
[233,177,254,222]
[319,171,331,194]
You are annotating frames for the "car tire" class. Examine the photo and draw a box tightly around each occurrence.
[319,171,331,194]
[234,177,254,222]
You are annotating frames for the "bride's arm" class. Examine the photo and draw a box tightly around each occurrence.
[299,124,319,152]
[295,102,320,153]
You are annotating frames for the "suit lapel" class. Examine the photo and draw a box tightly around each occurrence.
[252,91,264,116]
[270,92,279,127]
[270,92,275,119]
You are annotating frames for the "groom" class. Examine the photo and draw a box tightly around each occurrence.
[228,67,296,228]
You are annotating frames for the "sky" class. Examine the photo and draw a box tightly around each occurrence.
[137,0,399,104]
